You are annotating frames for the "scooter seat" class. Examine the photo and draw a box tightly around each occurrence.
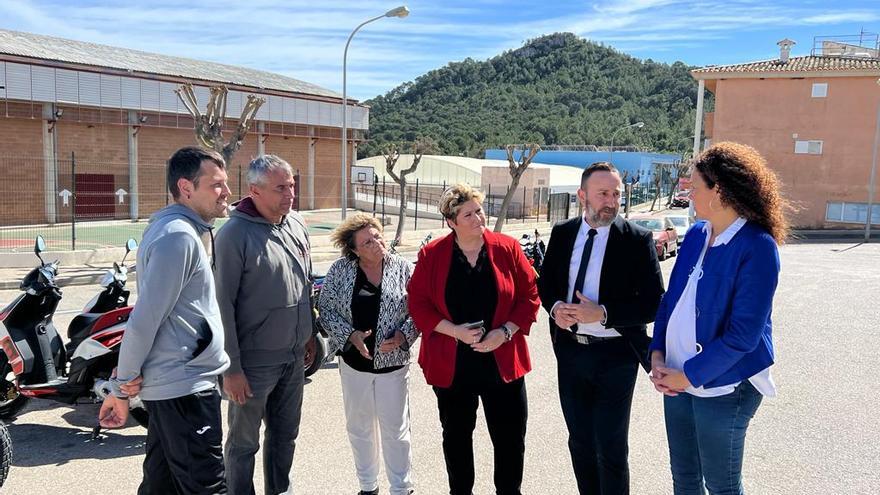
[67,313,102,342]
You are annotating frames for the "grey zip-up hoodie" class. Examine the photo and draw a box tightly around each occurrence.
[214,198,313,375]
[111,204,230,400]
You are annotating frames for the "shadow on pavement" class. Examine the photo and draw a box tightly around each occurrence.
[830,243,865,253]
[5,401,146,467]
[8,422,145,467]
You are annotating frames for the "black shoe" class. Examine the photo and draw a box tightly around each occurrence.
[357,490,379,495]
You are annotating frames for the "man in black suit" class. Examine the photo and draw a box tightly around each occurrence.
[538,162,664,495]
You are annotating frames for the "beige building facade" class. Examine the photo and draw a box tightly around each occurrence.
[692,39,880,229]
[0,29,368,226]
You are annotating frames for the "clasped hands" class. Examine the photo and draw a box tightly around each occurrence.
[452,324,505,353]
[553,291,605,329]
[649,350,693,396]
[98,368,143,428]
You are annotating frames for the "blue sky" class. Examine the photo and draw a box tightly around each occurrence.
[1,0,878,101]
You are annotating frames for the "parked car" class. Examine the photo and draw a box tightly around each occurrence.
[631,216,678,261]
[671,190,690,208]
[665,215,691,245]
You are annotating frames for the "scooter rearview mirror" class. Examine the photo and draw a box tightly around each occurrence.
[34,235,46,266]
[122,238,137,265]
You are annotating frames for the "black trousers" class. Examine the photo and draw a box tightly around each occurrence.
[139,389,227,495]
[433,362,527,495]
[554,334,639,495]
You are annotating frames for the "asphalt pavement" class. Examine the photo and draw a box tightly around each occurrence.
[0,241,878,494]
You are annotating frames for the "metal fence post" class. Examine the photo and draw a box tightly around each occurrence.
[487,184,492,218]
[441,180,446,227]
[522,185,526,223]
[381,176,386,221]
[537,188,541,222]
[71,152,77,251]
[294,169,301,211]
[372,174,378,216]
[625,182,633,219]
[414,178,419,230]
[165,159,169,206]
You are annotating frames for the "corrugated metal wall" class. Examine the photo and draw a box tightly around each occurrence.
[0,60,370,129]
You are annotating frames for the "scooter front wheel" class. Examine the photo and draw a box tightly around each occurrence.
[0,421,11,488]
[0,357,29,419]
[304,334,327,378]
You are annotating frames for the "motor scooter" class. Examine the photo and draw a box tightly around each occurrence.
[0,237,148,427]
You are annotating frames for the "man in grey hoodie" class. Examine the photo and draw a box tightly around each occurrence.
[214,155,313,495]
[99,146,231,495]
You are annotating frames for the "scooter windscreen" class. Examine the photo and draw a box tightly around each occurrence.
[19,264,58,293]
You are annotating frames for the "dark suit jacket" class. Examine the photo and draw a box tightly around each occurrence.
[537,216,664,371]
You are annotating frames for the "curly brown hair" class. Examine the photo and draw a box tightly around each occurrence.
[330,213,384,259]
[693,142,790,244]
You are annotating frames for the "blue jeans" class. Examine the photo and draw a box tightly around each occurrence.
[663,381,763,495]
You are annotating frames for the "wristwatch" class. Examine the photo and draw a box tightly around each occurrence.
[500,324,513,342]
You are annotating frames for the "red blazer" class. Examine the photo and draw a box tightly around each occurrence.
[408,229,541,388]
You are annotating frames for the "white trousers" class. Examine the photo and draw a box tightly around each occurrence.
[339,359,414,495]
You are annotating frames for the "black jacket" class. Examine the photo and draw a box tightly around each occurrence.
[537,216,664,371]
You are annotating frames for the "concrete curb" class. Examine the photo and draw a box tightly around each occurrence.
[0,268,116,290]
[3,219,871,289]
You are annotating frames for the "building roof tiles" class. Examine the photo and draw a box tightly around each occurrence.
[693,55,880,76]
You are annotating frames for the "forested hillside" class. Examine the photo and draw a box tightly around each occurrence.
[361,32,711,158]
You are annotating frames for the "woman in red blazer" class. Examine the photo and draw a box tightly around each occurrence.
[408,183,540,495]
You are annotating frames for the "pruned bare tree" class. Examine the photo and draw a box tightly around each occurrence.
[383,137,437,244]
[649,164,664,211]
[666,159,692,206]
[494,143,541,232]
[650,162,678,211]
[175,83,265,165]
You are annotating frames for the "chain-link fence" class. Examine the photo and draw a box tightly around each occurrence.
[0,153,301,252]
[353,177,549,230]
[1,152,680,252]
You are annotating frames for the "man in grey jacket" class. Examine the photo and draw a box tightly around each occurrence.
[214,155,313,495]
[99,146,232,494]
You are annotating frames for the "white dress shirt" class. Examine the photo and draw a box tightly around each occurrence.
[556,216,620,337]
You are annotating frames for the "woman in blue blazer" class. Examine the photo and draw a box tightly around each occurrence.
[650,142,789,495]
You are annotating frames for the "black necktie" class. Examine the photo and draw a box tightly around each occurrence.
[571,228,598,303]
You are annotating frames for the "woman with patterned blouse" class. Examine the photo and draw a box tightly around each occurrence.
[319,213,418,495]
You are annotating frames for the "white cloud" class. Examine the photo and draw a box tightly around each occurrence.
[802,12,880,24]
[2,0,877,100]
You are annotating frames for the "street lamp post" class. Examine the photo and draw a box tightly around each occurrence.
[608,121,645,166]
[866,97,879,242]
[341,5,409,220]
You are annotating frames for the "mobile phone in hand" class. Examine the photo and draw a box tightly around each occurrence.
[464,320,487,340]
